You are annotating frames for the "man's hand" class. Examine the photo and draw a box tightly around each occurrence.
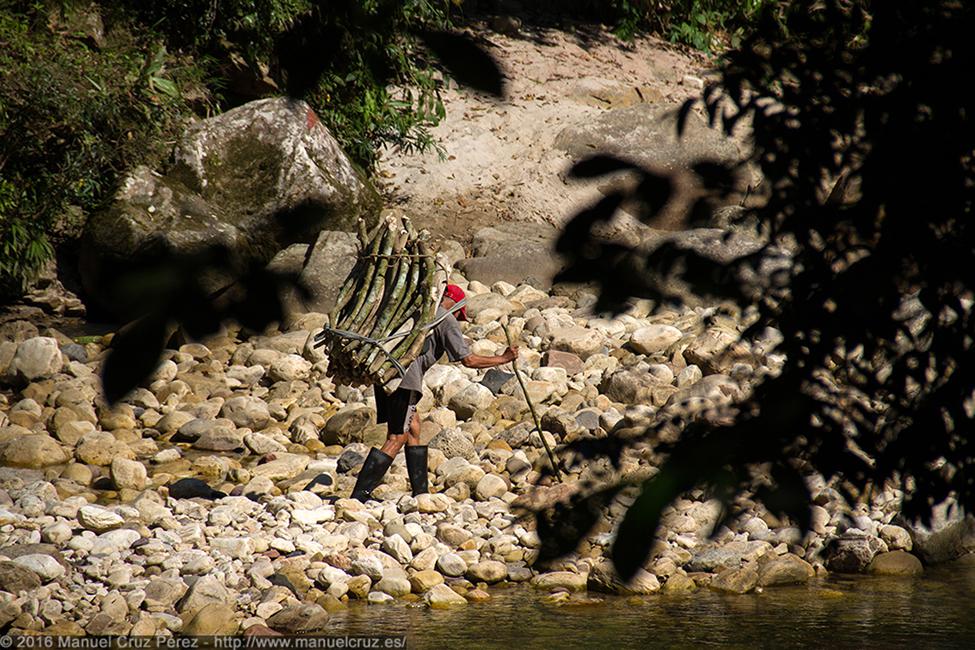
[461,346,520,369]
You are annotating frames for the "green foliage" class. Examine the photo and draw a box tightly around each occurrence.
[613,0,769,52]
[295,1,451,168]
[0,180,53,295]
[0,4,208,296]
[136,0,454,169]
[134,0,313,62]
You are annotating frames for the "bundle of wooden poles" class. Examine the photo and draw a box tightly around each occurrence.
[316,213,446,388]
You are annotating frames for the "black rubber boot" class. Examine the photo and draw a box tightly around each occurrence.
[405,445,429,496]
[351,448,394,502]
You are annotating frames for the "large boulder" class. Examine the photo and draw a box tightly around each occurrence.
[456,256,563,290]
[455,224,563,288]
[321,405,375,446]
[899,503,975,564]
[472,223,559,259]
[80,97,380,317]
[756,554,815,586]
[297,230,359,313]
[868,551,923,577]
[555,103,741,228]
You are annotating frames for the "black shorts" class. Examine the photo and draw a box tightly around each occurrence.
[375,388,419,436]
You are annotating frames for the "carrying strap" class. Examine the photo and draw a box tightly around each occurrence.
[313,296,468,378]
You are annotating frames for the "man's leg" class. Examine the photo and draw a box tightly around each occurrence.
[379,394,414,457]
[404,405,429,496]
[351,386,403,502]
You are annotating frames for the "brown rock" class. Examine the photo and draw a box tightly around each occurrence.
[183,603,238,636]
[868,551,923,577]
[757,554,815,587]
[709,566,759,594]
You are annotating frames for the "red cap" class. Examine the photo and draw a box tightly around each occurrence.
[444,284,468,321]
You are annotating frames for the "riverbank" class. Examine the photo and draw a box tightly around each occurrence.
[0,267,961,636]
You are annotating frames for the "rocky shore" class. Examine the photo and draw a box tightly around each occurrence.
[0,260,970,635]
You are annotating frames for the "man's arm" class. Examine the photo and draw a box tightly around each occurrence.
[461,347,518,369]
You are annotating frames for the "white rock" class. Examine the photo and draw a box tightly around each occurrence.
[880,524,913,551]
[41,522,73,544]
[78,505,125,532]
[425,583,467,608]
[742,517,771,540]
[550,326,604,359]
[150,359,179,382]
[475,474,508,501]
[268,354,312,382]
[90,529,142,555]
[291,508,335,526]
[416,493,452,513]
[220,395,271,429]
[382,534,413,564]
[367,591,394,604]
[436,552,467,577]
[111,457,147,490]
[630,325,682,355]
[210,537,254,560]
[448,383,495,420]
[11,337,62,381]
[351,555,385,581]
[677,364,703,387]
[11,554,65,581]
[152,448,182,463]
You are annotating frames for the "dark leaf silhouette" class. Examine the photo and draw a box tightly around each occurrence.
[691,161,737,194]
[610,470,682,581]
[535,486,620,566]
[632,172,674,221]
[416,29,505,97]
[101,312,169,405]
[568,155,639,179]
[550,0,975,578]
[99,201,327,405]
[676,99,696,139]
[554,192,624,255]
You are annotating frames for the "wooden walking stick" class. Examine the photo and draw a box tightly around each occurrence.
[501,320,563,482]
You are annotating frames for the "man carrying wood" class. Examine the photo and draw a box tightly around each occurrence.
[351,284,518,501]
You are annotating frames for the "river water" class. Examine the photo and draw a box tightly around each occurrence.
[326,559,975,649]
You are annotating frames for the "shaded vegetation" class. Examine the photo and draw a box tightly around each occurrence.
[0,1,206,297]
[542,0,975,579]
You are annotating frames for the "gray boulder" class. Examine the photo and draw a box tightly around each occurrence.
[0,435,69,468]
[826,534,887,574]
[80,97,380,317]
[267,603,330,634]
[456,224,564,288]
[456,256,563,290]
[555,102,740,186]
[297,230,359,313]
[472,223,559,258]
[321,405,375,446]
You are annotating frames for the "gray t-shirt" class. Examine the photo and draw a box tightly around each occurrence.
[398,308,471,393]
